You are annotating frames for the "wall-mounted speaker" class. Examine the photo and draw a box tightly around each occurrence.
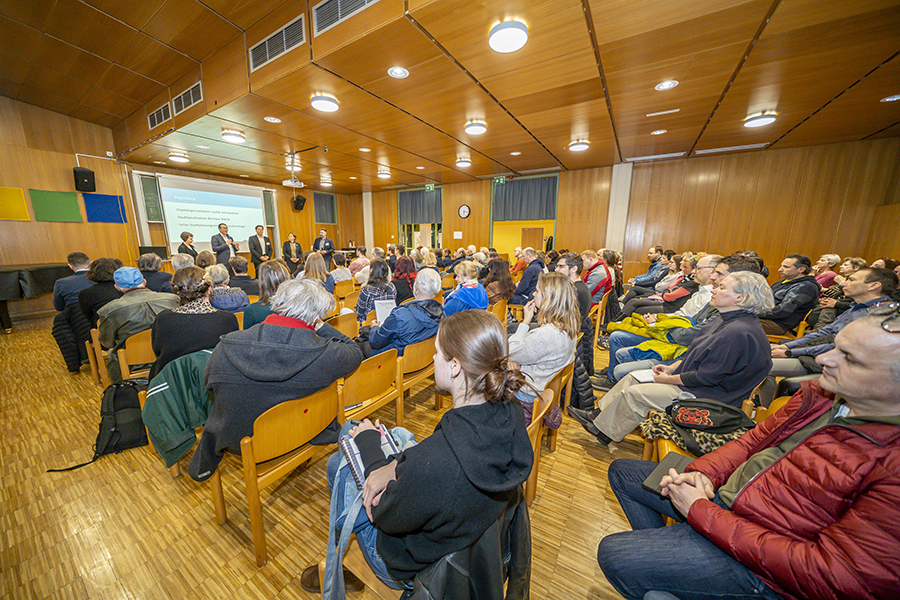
[73,167,95,192]
[293,194,306,210]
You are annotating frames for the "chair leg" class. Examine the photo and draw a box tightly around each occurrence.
[642,438,654,461]
[395,392,404,428]
[85,340,100,384]
[169,463,180,478]
[434,391,445,410]
[243,467,267,567]
[211,469,227,525]
[547,427,558,452]
[525,463,538,506]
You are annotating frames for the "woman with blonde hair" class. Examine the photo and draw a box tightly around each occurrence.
[442,260,489,316]
[300,252,335,294]
[509,272,578,428]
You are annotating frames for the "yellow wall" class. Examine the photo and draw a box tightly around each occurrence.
[491,220,555,259]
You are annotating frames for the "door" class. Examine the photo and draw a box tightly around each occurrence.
[521,228,543,251]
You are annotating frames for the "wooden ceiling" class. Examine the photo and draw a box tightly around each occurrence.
[1,0,898,195]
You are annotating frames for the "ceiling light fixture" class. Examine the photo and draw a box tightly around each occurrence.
[465,121,487,135]
[221,129,245,143]
[510,151,521,156]
[285,154,301,171]
[239,174,249,177]
[320,180,332,187]
[744,112,777,128]
[568,140,590,152]
[626,152,686,162]
[349,176,357,179]
[311,95,339,112]
[377,170,390,179]
[153,160,166,164]
[264,116,281,123]
[387,66,409,79]
[489,20,528,53]
[456,158,472,167]
[168,151,190,163]
[879,94,900,103]
[416,166,425,170]
[195,144,210,149]
[359,147,371,152]
[646,108,680,117]
[650,129,667,135]
[655,80,679,91]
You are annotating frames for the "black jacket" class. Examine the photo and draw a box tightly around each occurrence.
[141,270,172,292]
[229,275,260,296]
[758,274,820,331]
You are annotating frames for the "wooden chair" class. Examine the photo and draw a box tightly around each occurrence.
[766,309,813,343]
[433,289,443,304]
[341,350,402,425]
[343,289,361,313]
[543,361,574,451]
[400,297,414,305]
[441,273,456,290]
[363,309,377,326]
[328,311,359,339]
[334,279,354,309]
[234,311,245,330]
[318,537,402,600]
[210,381,342,567]
[593,290,612,348]
[246,294,259,305]
[525,389,554,506]
[116,329,155,379]
[507,304,524,322]
[489,299,508,323]
[395,336,441,409]
[90,328,111,387]
[750,395,791,424]
[85,335,101,385]
[137,390,181,478]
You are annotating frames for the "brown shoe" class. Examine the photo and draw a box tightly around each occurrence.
[300,564,365,593]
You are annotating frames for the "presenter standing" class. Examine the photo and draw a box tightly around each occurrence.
[282,232,303,275]
[248,225,273,275]
[312,228,335,266]
[211,223,239,275]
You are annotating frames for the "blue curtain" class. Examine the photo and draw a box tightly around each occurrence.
[398,188,442,224]
[314,192,336,223]
[493,176,558,221]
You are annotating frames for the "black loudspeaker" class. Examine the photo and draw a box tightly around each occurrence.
[73,167,95,192]
[293,194,306,210]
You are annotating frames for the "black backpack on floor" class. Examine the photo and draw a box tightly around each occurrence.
[48,380,149,472]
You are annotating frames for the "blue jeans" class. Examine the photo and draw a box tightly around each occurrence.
[607,331,650,380]
[599,459,784,600]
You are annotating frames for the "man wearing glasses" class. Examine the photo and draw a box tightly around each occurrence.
[598,311,900,600]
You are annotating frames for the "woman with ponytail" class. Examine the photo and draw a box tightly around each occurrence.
[303,310,533,594]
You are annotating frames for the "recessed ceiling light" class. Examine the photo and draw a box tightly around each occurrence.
[264,116,281,123]
[880,94,900,103]
[221,129,245,143]
[568,140,590,152]
[168,151,189,163]
[416,166,425,170]
[285,156,301,171]
[387,66,409,79]
[311,95,339,112]
[744,113,777,128]
[195,144,210,149]
[651,130,667,135]
[655,80,679,91]
[465,121,487,135]
[359,147,371,152]
[510,151,521,156]
[456,158,472,167]
[646,108,680,117]
[489,20,528,53]
[349,176,357,179]
[153,160,166,164]
[239,174,249,177]
[377,170,390,179]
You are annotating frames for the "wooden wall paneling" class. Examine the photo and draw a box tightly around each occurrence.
[246,1,309,92]
[0,96,27,146]
[336,193,363,248]
[67,114,116,156]
[124,106,151,153]
[839,138,900,259]
[0,142,51,265]
[276,187,315,254]
[310,0,404,59]
[17,102,75,154]
[744,146,808,279]
[441,180,491,250]
[201,34,250,111]
[370,190,399,249]
[625,160,686,277]
[555,167,612,253]
[622,164,652,279]
[676,156,722,253]
[865,203,900,261]
[706,152,761,254]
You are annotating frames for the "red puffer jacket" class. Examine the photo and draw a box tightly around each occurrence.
[685,380,900,600]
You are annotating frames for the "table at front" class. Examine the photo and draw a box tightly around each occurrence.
[0,264,72,332]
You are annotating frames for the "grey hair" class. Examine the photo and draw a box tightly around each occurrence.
[270,277,335,322]
[170,253,195,271]
[205,264,229,286]
[373,247,386,259]
[705,254,724,267]
[523,247,536,258]
[138,253,162,271]
[821,254,841,267]
[414,269,441,297]
[725,271,775,314]
[473,252,486,264]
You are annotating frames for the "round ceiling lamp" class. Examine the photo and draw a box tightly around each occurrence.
[387,66,409,79]
[489,20,528,53]
[568,140,590,152]
[456,158,472,167]
[221,129,245,143]
[879,94,900,103]
[510,151,521,156]
[465,121,487,135]
[743,113,777,128]
[320,179,333,187]
[377,170,391,179]
[168,152,189,163]
[650,129,667,135]
[285,156,301,171]
[654,80,679,91]
[311,95,339,112]
[264,116,281,123]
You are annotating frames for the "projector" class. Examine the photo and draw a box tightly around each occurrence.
[282,179,304,188]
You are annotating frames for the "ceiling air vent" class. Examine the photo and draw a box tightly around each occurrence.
[313,0,380,36]
[147,103,171,130]
[173,83,203,116]
[249,15,306,72]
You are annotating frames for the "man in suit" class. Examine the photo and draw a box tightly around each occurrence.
[248,224,273,274]
[53,252,93,311]
[312,228,334,265]
[211,223,239,274]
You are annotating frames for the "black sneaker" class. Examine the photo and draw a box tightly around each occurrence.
[590,375,615,391]
[567,407,611,446]
[597,334,610,349]
[596,367,609,377]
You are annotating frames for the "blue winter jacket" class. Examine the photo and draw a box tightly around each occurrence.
[443,282,490,317]
[369,299,444,356]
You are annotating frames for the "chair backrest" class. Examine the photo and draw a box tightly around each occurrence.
[247,381,340,464]
[594,290,612,345]
[490,299,508,323]
[441,274,456,290]
[400,297,414,305]
[343,289,361,312]
[400,336,436,375]
[544,361,574,408]
[334,279,354,299]
[246,295,259,305]
[342,350,398,409]
[234,311,245,329]
[328,311,359,339]
[118,328,155,366]
[527,389,554,450]
[434,289,443,304]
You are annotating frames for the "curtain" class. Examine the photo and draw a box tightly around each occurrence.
[398,188,442,224]
[492,176,558,221]
[314,192,336,223]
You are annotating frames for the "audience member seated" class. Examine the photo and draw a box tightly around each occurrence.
[483,258,516,305]
[391,256,417,305]
[420,250,440,274]
[138,253,172,292]
[349,245,369,278]
[53,252,93,311]
[509,273,578,428]
[98,267,179,382]
[556,252,594,375]
[809,256,867,329]
[330,253,352,283]
[78,258,123,328]
[195,250,216,269]
[510,247,526,274]
[442,247,467,274]
[581,249,616,306]
[177,231,198,258]
[206,265,250,313]
[597,316,900,600]
[735,249,769,277]
[160,253,197,293]
[243,261,291,329]
[544,250,560,273]
[509,247,545,305]
[227,256,260,296]
[569,271,773,446]
[356,259,396,323]
[759,267,897,405]
[618,251,679,305]
[410,248,424,271]
[283,232,303,275]
[871,257,899,271]
[301,253,336,295]
[149,266,239,379]
[757,254,820,335]
[367,269,443,358]
[626,245,668,289]
[354,247,386,286]
[812,253,841,289]
[300,310,532,594]
[189,278,364,481]
[443,261,489,316]
[619,253,699,318]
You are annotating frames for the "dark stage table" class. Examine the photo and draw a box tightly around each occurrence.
[0,264,71,331]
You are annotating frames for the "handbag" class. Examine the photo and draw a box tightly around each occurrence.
[664,398,756,456]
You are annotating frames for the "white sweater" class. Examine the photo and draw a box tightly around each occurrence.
[508,323,576,394]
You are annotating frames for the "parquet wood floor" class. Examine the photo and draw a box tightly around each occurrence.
[0,321,640,599]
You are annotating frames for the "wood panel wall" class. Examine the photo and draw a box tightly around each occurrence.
[623,137,900,280]
[336,193,364,248]
[865,203,900,261]
[370,190,399,250]
[556,166,613,253]
[442,180,491,250]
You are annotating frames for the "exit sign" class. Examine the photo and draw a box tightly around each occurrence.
[493,176,506,184]
[425,184,434,191]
